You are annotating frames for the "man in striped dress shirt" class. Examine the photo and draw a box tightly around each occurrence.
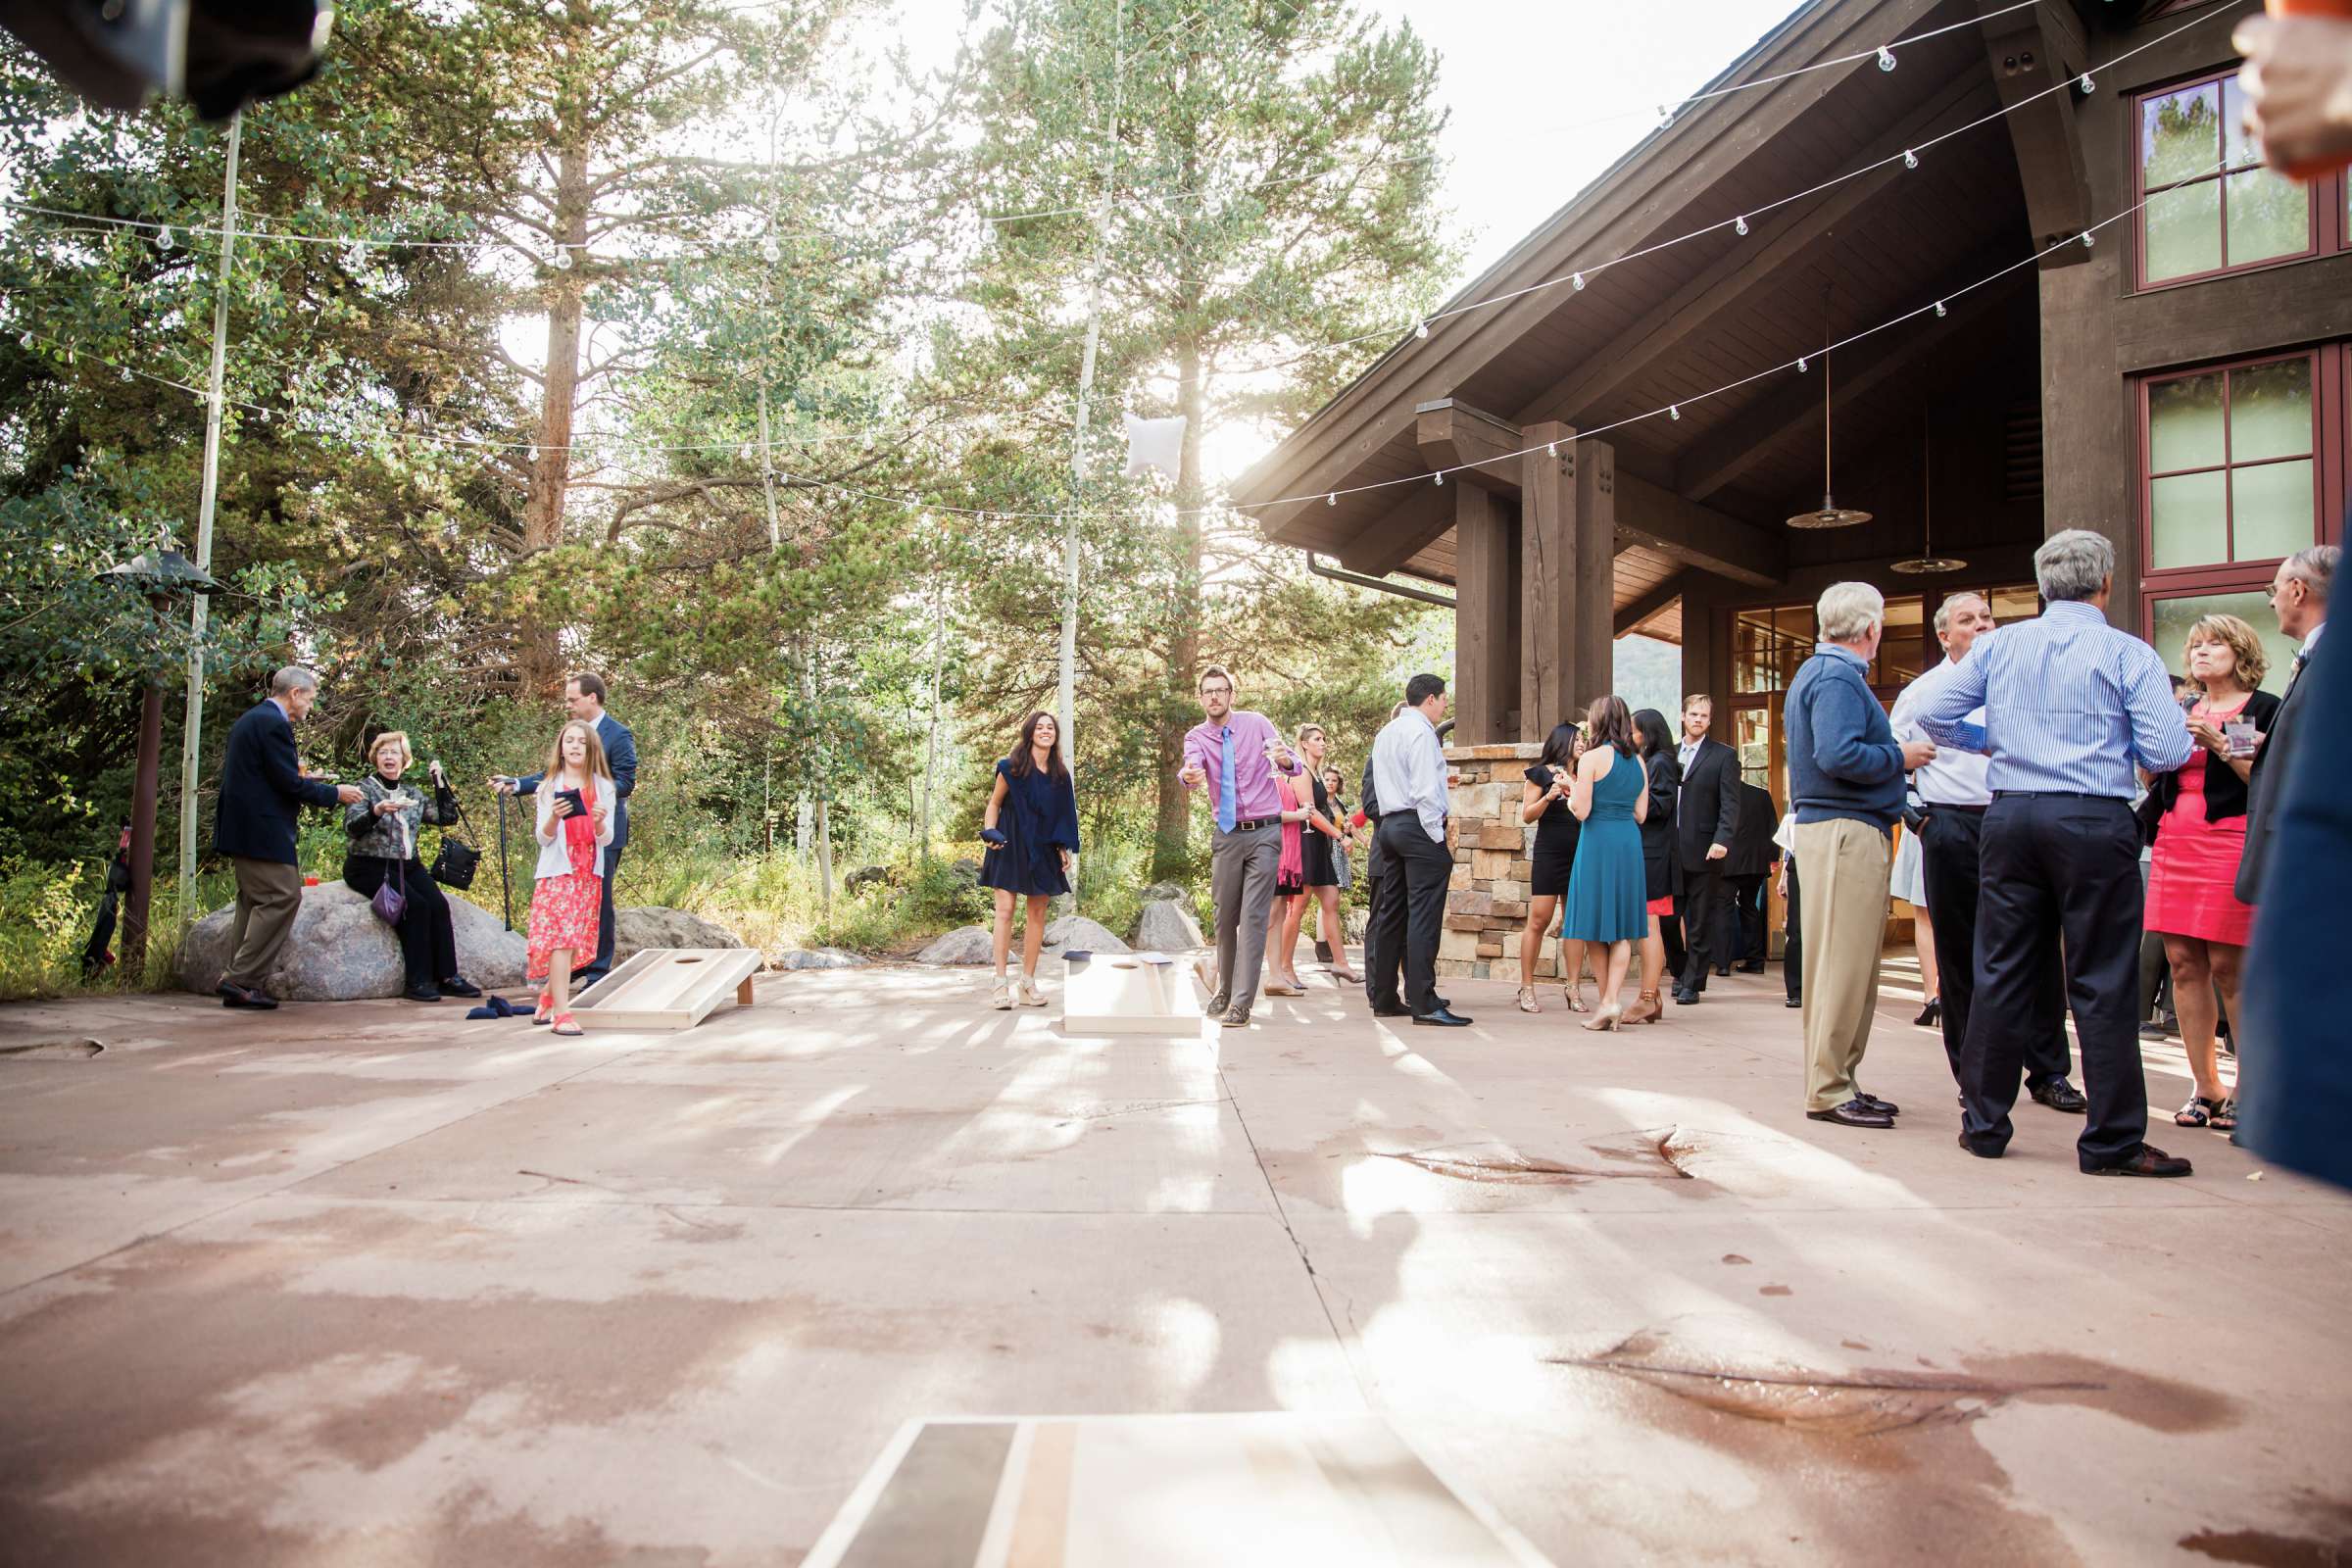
[1921,529,2197,1178]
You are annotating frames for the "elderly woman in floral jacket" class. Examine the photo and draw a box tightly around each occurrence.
[343,730,478,1004]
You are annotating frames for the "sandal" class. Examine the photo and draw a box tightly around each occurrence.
[1562,978,1590,1013]
[1516,986,1542,1013]
[2174,1095,2220,1128]
[532,989,553,1026]
[2210,1097,2237,1133]
[1017,977,1048,1007]
[549,1011,582,1037]
[1622,990,1663,1026]
[990,980,1013,1010]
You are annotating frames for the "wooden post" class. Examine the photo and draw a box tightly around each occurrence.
[2038,255,2135,624]
[1571,437,1616,710]
[122,681,165,979]
[1451,484,1514,745]
[1519,421,1608,738]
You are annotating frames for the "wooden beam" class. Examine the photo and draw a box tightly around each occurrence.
[1338,482,1455,577]
[1614,570,1692,637]
[1569,434,1617,714]
[1613,471,1786,587]
[1414,399,1526,495]
[1231,0,1952,531]
[2113,254,2352,372]
[1452,484,1516,747]
[1512,69,1994,430]
[1979,0,2092,257]
[1520,424,1612,738]
[1673,259,2027,505]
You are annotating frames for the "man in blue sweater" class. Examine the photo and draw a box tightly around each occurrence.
[1785,582,1936,1130]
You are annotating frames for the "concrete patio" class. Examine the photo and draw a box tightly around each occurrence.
[1,958,2346,1565]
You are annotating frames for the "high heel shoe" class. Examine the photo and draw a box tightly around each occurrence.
[1517,986,1542,1013]
[1581,1002,1623,1032]
[1914,998,1941,1028]
[1562,977,1590,1013]
[1622,990,1663,1025]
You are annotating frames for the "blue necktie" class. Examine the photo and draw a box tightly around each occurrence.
[1217,727,1238,833]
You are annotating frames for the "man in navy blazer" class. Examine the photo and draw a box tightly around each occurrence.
[497,671,637,981]
[214,666,365,1007]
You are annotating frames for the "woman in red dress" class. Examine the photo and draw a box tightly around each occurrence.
[2141,614,2280,1133]
[527,718,615,1036]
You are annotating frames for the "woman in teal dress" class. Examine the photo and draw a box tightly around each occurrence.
[1562,695,1650,1031]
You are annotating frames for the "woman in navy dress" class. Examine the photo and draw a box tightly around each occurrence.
[978,710,1081,1010]
[1516,721,1588,1014]
[1562,695,1650,1031]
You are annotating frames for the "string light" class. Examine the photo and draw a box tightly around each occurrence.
[1433,470,1444,485]
[2082,230,2094,249]
[1571,271,1585,291]
[156,225,173,252]
[1934,300,1946,318]
[1414,319,1429,339]
[1669,404,1681,420]
[760,235,782,264]
[1734,215,1748,236]
[2079,73,2093,92]
[1903,148,1918,170]
[1796,355,1808,373]
[1876,45,1896,71]
[1325,492,1336,506]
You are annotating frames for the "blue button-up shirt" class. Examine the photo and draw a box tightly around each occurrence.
[1917,600,2193,798]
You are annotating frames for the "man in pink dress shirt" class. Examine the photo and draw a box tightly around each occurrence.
[1179,665,1303,1027]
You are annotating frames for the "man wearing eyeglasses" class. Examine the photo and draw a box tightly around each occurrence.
[2237,546,2336,905]
[1180,666,1304,1028]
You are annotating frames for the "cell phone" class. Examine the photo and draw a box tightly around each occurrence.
[556,787,587,815]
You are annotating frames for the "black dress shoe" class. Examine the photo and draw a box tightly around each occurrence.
[1673,986,1700,1005]
[1713,964,1732,978]
[2029,1077,2088,1114]
[1784,996,1802,1008]
[1957,1131,2004,1159]
[2086,1143,2192,1178]
[1737,960,1766,974]
[403,985,443,1004]
[218,982,252,1008]
[1855,1093,1900,1116]
[245,988,279,1009]
[1805,1099,1894,1129]
[439,976,482,998]
[1219,1004,1251,1027]
[1371,1004,1413,1018]
[1412,1006,1471,1027]
[1208,991,1231,1016]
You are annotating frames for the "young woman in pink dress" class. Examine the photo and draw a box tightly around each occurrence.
[2140,614,2280,1133]
[527,718,615,1036]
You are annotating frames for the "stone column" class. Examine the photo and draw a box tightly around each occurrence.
[1438,741,1545,980]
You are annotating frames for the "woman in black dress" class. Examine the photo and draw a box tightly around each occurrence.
[978,710,1080,1010]
[1275,724,1358,984]
[1629,708,1682,1027]
[1516,721,1588,1012]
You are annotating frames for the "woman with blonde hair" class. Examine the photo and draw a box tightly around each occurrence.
[2140,612,2280,1134]
[342,730,477,1004]
[527,718,615,1035]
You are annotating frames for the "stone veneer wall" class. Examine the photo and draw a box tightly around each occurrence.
[1437,741,1558,981]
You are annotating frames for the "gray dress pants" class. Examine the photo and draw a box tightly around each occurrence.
[1208,821,1281,1004]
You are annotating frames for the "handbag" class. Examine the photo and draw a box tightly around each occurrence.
[431,785,484,890]
[370,851,408,925]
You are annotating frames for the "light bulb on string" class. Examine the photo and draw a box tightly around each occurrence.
[1669,404,1682,421]
[760,234,781,265]
[552,246,573,270]
[1877,45,1896,71]
[1415,319,1430,339]
[156,225,173,252]
[1796,355,1808,373]
[2079,73,2094,93]
[1325,493,1336,507]
[1934,299,1946,318]
[1734,215,1748,236]
[1433,470,1444,486]
[1903,148,1918,171]
[1546,441,1558,457]
[2081,230,2095,249]
[1571,271,1586,291]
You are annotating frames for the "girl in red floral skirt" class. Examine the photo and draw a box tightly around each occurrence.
[528,718,615,1035]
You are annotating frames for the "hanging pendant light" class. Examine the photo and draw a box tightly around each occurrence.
[1788,279,1871,529]
[1891,408,1966,574]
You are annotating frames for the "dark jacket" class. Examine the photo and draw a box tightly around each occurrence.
[1729,781,1780,876]
[1786,647,1905,831]
[1674,736,1741,869]
[1641,748,1682,904]
[214,699,341,864]
[518,711,638,852]
[2238,648,2320,904]
[2138,687,2281,844]
[1359,754,1384,882]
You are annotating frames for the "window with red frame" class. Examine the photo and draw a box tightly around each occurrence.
[2138,344,2348,695]
[2133,68,2344,289]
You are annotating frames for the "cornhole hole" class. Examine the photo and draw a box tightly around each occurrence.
[1058,949,1205,1037]
[803,1411,1555,1568]
[568,948,761,1032]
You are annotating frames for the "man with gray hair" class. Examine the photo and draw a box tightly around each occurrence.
[1785,581,1936,1129]
[1922,529,2197,1177]
[1889,592,2082,1111]
[2237,544,2335,904]
[213,665,365,1008]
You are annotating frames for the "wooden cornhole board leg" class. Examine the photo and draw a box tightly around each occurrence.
[570,948,763,1032]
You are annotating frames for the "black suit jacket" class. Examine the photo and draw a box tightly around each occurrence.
[2237,661,2313,904]
[1640,749,1681,904]
[1674,737,1740,871]
[1359,755,1385,881]
[214,700,340,864]
[1729,781,1780,875]
[517,711,638,852]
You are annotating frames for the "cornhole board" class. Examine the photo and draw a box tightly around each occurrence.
[802,1411,1556,1568]
[1057,949,1206,1038]
[568,947,761,1032]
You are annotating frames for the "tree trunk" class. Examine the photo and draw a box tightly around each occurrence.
[1150,337,1207,880]
[517,83,590,696]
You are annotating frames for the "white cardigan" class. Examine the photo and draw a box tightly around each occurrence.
[532,777,616,880]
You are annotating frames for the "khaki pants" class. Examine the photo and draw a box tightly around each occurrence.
[1792,818,1890,1112]
[223,857,304,992]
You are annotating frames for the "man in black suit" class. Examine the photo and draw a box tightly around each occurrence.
[498,671,638,982]
[1671,694,1740,1004]
[1358,701,1403,1009]
[1723,780,1778,972]
[2237,546,2334,906]
[214,666,365,1008]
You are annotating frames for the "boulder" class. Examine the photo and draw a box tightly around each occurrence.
[771,947,867,971]
[846,864,891,893]
[176,881,527,1002]
[915,925,998,965]
[1133,899,1204,954]
[948,858,982,888]
[1043,914,1129,955]
[1140,880,1192,906]
[612,906,744,965]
